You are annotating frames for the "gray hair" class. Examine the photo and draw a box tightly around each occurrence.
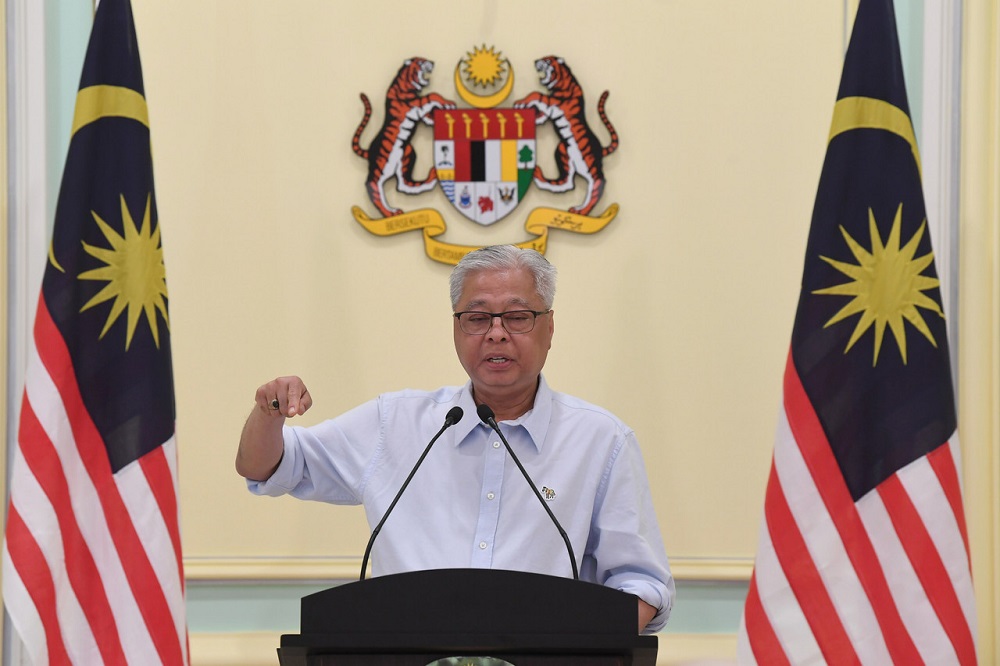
[449,245,557,309]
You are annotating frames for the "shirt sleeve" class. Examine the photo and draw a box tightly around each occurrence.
[587,430,675,634]
[246,397,384,505]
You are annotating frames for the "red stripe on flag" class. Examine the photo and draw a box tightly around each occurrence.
[4,503,73,665]
[17,395,127,665]
[783,353,923,663]
[742,571,791,665]
[34,299,185,666]
[140,445,185,587]
[927,443,972,564]
[764,457,861,663]
[877,475,977,665]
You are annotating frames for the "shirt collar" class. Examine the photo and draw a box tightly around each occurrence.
[452,375,552,453]
[451,385,483,445]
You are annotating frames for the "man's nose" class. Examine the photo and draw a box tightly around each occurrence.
[485,315,508,340]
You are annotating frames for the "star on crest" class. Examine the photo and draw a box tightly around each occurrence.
[462,45,506,88]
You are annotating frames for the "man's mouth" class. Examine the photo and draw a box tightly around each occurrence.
[487,356,510,364]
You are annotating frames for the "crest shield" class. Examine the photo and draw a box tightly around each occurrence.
[433,108,536,225]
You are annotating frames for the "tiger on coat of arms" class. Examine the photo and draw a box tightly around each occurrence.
[513,56,619,216]
[352,57,457,218]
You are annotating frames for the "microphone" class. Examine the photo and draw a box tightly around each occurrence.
[476,403,579,580]
[359,405,464,581]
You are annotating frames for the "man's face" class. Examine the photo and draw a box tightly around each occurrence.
[453,267,554,408]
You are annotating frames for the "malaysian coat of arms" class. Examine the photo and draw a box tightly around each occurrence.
[350,47,619,265]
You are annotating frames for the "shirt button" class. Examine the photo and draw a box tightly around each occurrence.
[493,441,501,449]
[479,541,488,549]
[487,492,495,500]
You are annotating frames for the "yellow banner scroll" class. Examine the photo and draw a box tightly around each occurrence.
[351,204,619,266]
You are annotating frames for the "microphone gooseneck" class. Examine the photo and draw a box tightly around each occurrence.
[476,403,579,581]
[359,405,464,581]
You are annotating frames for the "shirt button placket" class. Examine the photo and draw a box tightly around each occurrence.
[471,432,505,567]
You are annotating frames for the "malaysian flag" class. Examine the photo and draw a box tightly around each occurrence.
[1,0,188,663]
[737,0,977,663]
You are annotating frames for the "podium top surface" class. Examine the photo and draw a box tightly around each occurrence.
[299,569,640,636]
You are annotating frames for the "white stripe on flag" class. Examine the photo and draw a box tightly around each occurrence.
[116,435,188,663]
[752,513,819,663]
[896,441,978,632]
[7,446,100,664]
[24,345,159,664]
[2,539,50,665]
[856,484,957,663]
[949,435,965,493]
[772,406,893,664]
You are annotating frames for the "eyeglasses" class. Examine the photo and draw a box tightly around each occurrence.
[454,309,551,335]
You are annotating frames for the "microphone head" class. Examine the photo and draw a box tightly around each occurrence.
[444,406,464,426]
[476,403,495,424]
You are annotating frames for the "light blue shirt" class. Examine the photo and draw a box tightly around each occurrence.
[248,375,674,632]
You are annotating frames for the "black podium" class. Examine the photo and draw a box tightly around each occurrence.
[277,569,658,665]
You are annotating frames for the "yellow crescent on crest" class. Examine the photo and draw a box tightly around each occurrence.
[454,61,515,109]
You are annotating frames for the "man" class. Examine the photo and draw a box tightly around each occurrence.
[237,245,673,633]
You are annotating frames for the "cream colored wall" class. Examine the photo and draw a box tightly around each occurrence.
[2,0,996,664]
[959,0,1000,660]
[129,0,844,581]
[124,1,1000,662]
